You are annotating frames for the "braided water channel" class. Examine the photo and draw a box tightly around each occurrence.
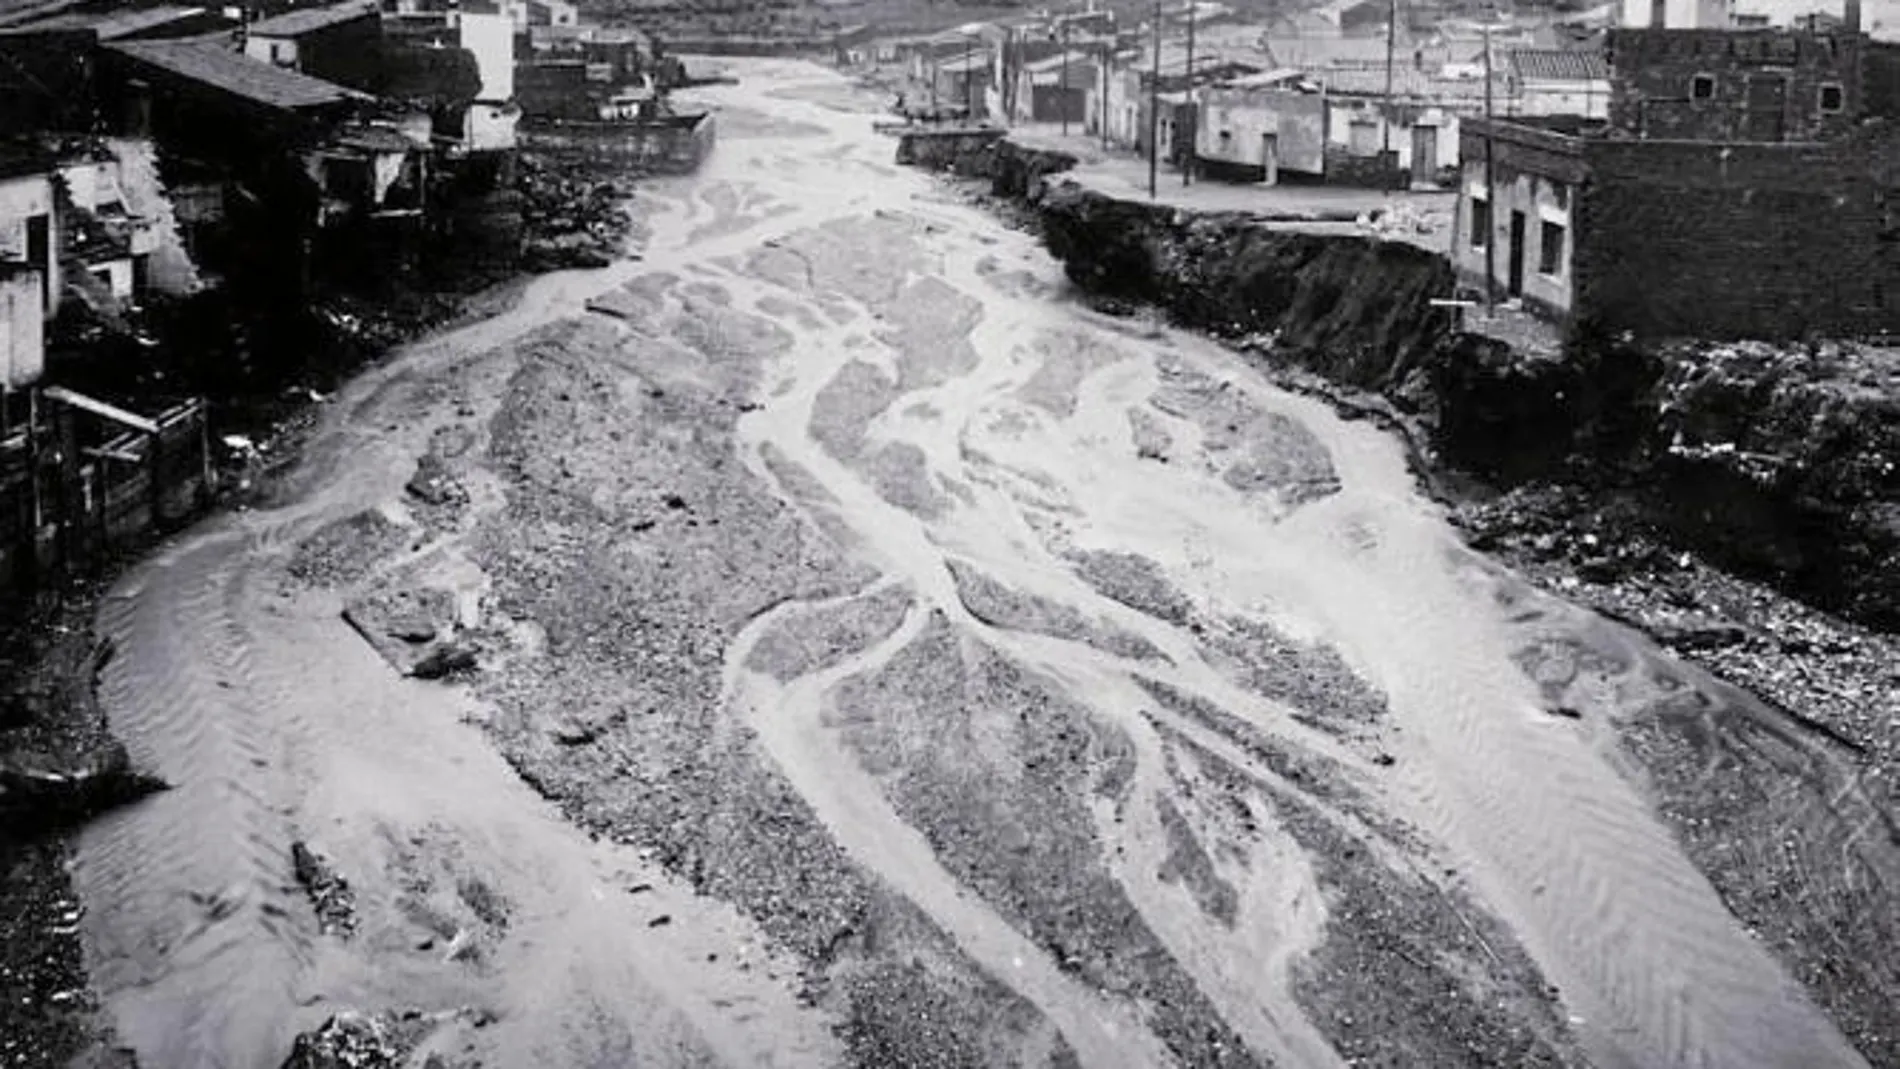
[69,58,1880,1069]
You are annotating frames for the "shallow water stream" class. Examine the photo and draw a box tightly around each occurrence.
[72,59,1877,1069]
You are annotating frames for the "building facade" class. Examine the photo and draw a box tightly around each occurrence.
[1453,6,1900,340]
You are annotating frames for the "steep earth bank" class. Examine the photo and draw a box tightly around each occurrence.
[901,132,1900,637]
[900,129,1900,1067]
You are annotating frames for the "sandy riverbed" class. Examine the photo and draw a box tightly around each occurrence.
[59,59,1888,1069]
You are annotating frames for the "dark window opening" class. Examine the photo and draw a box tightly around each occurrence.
[1470,197,1489,248]
[1691,74,1715,101]
[1539,220,1565,275]
[1820,83,1844,112]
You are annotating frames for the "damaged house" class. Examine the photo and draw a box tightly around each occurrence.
[1454,0,1900,339]
[0,143,207,592]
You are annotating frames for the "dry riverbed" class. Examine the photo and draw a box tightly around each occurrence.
[44,58,1895,1069]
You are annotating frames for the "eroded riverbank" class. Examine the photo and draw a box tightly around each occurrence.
[60,59,1893,1069]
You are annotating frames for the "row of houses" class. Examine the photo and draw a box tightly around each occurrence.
[885,4,1615,190]
[0,0,548,591]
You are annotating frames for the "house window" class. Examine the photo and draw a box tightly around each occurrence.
[1539,220,1565,275]
[1691,74,1715,101]
[1470,197,1489,249]
[1820,83,1845,112]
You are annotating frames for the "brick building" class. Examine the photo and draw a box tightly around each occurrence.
[1453,1,1900,340]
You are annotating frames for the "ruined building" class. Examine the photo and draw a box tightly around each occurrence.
[1454,0,1900,340]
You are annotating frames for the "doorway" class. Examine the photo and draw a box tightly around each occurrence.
[1508,210,1526,298]
[1410,125,1437,186]
[1744,74,1788,141]
[26,214,49,310]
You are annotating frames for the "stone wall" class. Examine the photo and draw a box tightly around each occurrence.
[1575,136,1887,340]
[1606,27,1863,141]
[892,128,1005,177]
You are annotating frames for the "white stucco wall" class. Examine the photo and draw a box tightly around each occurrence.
[1197,88,1327,174]
[0,267,45,389]
[1324,101,1460,174]
[1453,161,1575,314]
[1514,80,1611,119]
[460,11,516,101]
[0,173,60,316]
[1621,0,1733,25]
[466,102,520,152]
[244,35,299,68]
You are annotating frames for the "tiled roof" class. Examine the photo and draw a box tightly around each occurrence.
[1315,65,1491,101]
[1507,48,1608,82]
[246,0,374,38]
[106,38,369,110]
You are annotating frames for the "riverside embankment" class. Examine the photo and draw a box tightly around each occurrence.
[900,128,1900,636]
[901,124,1900,1067]
[28,61,1895,1069]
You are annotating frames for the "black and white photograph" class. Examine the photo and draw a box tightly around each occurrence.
[0,0,1894,1064]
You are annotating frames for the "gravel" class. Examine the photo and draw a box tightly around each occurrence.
[826,611,1261,1068]
[944,558,1166,663]
[1064,548,1194,625]
[745,585,915,683]
[1197,614,1389,736]
[1154,722,1585,1068]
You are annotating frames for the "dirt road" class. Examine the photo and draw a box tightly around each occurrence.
[69,61,1885,1068]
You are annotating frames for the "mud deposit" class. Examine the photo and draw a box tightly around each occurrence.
[64,59,1893,1069]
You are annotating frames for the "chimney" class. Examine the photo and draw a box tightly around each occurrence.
[1845,0,1862,32]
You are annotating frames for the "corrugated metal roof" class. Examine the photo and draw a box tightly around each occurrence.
[1507,48,1608,82]
[106,37,368,109]
[246,0,375,38]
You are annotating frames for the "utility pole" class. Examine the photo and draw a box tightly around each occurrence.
[1148,0,1160,199]
[1060,17,1071,136]
[1182,1,1195,186]
[964,34,975,121]
[1382,0,1397,192]
[1482,22,1496,314]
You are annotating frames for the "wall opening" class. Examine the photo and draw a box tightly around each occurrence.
[1539,220,1565,275]
[1691,74,1716,101]
[1469,196,1489,248]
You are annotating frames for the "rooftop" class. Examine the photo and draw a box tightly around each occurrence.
[1507,47,1609,82]
[106,37,371,110]
[1314,65,1493,101]
[1023,50,1095,73]
[1,4,210,39]
[246,0,375,38]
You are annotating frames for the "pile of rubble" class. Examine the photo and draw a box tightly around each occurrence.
[516,153,638,271]
[1457,485,1900,769]
[290,842,358,938]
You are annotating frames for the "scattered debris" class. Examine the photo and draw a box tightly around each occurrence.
[291,841,357,937]
[409,641,479,681]
[405,454,467,508]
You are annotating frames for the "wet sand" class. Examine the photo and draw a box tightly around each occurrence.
[64,59,1888,1069]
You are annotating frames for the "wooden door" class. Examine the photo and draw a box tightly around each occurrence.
[1411,125,1437,185]
[1508,210,1527,298]
[1745,74,1787,141]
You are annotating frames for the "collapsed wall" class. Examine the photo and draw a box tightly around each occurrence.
[898,131,1900,631]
